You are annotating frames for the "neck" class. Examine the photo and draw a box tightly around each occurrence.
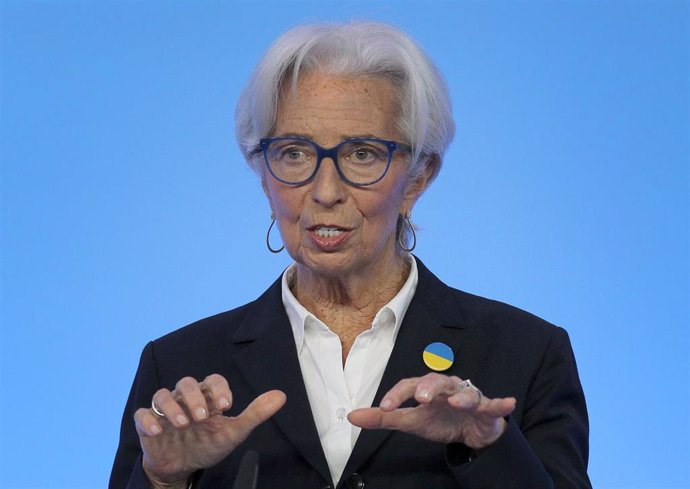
[291,253,410,338]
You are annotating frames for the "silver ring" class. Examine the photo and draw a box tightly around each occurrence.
[459,379,483,402]
[151,398,165,418]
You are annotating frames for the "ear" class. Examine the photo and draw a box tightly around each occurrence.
[261,175,279,221]
[403,153,440,208]
[260,174,274,209]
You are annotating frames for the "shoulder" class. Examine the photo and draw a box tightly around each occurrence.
[450,288,574,373]
[148,276,283,362]
[414,260,579,403]
[415,257,568,348]
[453,287,563,340]
[154,304,251,348]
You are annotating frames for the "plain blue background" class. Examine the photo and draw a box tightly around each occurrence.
[1,1,688,488]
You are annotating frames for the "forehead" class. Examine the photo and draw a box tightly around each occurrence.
[273,72,402,143]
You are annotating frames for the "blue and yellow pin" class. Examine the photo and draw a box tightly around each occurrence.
[422,342,454,371]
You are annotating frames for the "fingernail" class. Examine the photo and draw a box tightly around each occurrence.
[218,397,230,409]
[380,398,392,410]
[176,414,189,426]
[195,407,207,420]
[150,424,161,435]
[418,390,431,401]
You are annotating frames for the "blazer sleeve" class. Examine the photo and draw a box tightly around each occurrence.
[447,327,591,489]
[109,341,160,489]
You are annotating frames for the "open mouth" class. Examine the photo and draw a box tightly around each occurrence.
[313,226,344,238]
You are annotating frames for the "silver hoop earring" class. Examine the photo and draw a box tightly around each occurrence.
[266,213,284,253]
[399,211,417,253]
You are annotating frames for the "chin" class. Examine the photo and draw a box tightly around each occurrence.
[298,249,365,276]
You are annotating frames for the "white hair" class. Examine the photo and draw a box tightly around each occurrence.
[235,21,455,183]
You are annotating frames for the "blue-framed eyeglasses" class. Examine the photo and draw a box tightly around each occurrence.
[259,136,412,186]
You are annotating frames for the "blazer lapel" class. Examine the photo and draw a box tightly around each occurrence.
[229,279,332,484]
[342,258,468,477]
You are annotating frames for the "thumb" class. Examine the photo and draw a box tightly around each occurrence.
[228,390,287,443]
[347,407,385,429]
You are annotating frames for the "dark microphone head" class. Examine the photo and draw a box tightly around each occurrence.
[232,450,259,489]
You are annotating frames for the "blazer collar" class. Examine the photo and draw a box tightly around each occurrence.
[408,256,468,330]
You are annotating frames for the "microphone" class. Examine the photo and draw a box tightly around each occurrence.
[232,450,259,489]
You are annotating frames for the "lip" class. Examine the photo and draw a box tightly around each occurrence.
[306,223,352,231]
[306,224,352,251]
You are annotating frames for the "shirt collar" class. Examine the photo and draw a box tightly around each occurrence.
[281,256,419,352]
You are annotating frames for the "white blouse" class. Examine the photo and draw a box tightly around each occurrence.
[281,258,418,486]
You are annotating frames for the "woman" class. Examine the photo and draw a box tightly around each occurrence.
[110,22,591,489]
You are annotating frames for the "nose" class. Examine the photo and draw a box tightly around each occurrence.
[310,156,346,207]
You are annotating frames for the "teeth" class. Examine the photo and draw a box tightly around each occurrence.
[314,227,343,238]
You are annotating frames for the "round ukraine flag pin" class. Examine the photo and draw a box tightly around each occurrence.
[423,342,454,371]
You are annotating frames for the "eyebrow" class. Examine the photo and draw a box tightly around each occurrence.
[272,132,312,139]
[271,133,386,143]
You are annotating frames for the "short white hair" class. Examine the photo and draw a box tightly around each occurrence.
[235,21,455,183]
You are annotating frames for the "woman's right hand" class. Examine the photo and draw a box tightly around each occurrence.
[133,374,286,489]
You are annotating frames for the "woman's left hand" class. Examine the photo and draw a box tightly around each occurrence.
[348,373,516,449]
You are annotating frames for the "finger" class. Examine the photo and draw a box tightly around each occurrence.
[229,390,287,445]
[448,388,482,409]
[348,407,385,429]
[480,397,516,418]
[134,407,164,437]
[414,374,461,404]
[200,374,232,413]
[449,392,516,418]
[175,376,210,422]
[378,376,422,411]
[379,373,456,410]
[348,407,414,430]
[153,389,190,428]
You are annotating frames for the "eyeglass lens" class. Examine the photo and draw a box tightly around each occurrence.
[264,139,392,185]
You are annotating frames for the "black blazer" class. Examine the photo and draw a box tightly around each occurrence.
[110,258,591,489]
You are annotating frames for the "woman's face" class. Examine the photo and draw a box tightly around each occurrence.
[262,72,429,280]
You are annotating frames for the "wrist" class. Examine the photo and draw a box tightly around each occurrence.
[142,464,192,489]
[465,417,509,450]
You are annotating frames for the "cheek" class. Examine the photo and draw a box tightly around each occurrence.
[362,185,407,229]
[382,177,410,212]
[266,185,302,219]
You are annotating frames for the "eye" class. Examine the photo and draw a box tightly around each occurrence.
[285,148,307,160]
[271,142,313,163]
[342,143,387,165]
[353,149,374,161]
